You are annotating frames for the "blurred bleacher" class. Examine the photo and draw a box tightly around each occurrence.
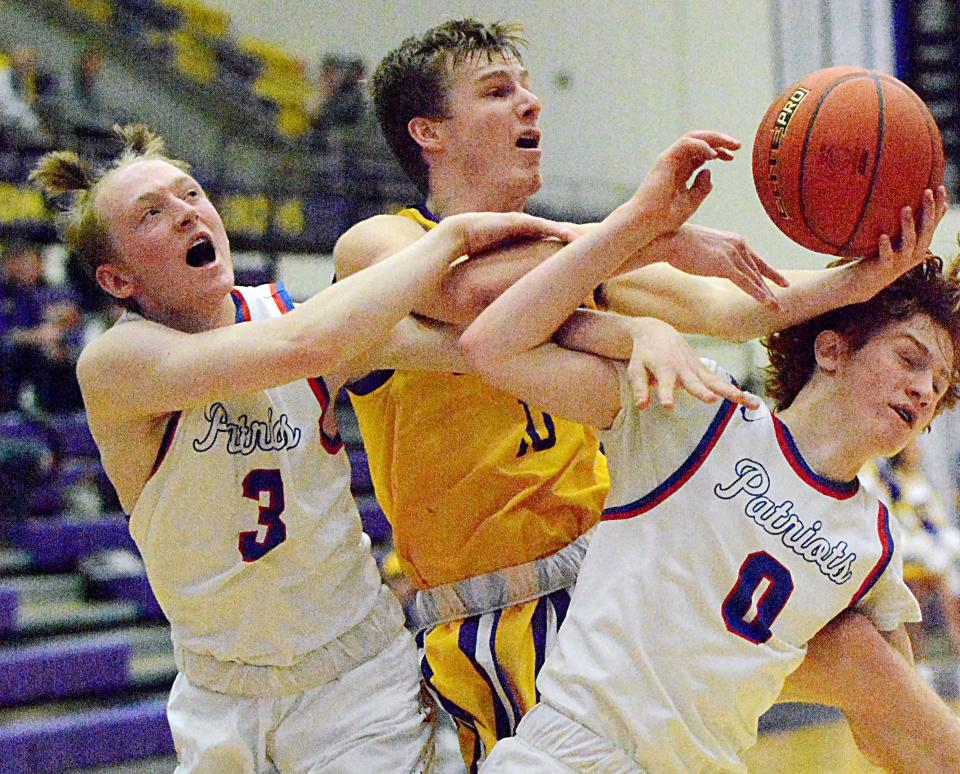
[0,1,416,771]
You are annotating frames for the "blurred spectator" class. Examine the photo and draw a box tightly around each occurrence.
[8,46,60,137]
[0,52,43,137]
[0,240,85,414]
[306,55,368,149]
[862,439,960,663]
[65,47,119,131]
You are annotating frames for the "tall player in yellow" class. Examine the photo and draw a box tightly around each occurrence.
[334,18,950,769]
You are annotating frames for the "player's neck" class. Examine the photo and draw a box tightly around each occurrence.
[777,392,869,483]
[136,293,236,333]
[427,174,529,219]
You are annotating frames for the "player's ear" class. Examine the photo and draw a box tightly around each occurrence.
[408,116,444,152]
[813,329,849,373]
[96,261,140,300]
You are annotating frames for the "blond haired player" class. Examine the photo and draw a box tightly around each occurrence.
[30,125,577,773]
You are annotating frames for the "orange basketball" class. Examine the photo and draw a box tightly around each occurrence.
[752,66,944,256]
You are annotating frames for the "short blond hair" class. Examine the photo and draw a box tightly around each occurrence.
[29,124,190,290]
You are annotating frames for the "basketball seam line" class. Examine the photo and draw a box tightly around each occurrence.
[840,74,886,254]
[798,72,873,252]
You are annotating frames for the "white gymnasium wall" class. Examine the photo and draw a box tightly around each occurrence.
[203,0,934,269]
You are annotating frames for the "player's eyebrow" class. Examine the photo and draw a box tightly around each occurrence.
[902,332,951,385]
[132,174,193,204]
[475,66,528,83]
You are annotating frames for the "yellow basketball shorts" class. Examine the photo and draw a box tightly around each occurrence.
[416,588,572,772]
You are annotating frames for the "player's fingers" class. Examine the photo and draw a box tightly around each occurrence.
[896,205,916,254]
[753,253,790,288]
[935,185,949,220]
[626,360,651,410]
[915,189,937,247]
[729,263,780,309]
[686,130,741,154]
[510,214,581,244]
[877,233,894,262]
[653,364,678,409]
[704,371,760,409]
[669,139,719,181]
[686,168,713,205]
[676,364,719,404]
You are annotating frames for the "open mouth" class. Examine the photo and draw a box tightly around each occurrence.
[516,133,540,149]
[186,237,216,268]
[892,405,915,427]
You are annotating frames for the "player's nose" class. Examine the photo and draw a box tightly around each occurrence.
[517,85,541,119]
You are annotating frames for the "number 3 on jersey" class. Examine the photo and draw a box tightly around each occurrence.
[239,468,286,562]
[722,551,794,644]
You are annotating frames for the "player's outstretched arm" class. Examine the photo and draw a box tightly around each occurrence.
[462,310,758,430]
[780,610,960,773]
[80,212,575,422]
[603,186,947,342]
[554,310,758,411]
[461,131,729,369]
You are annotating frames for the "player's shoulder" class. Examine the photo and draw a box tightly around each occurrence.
[334,212,428,273]
[77,316,172,389]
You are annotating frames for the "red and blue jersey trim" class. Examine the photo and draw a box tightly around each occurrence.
[262,284,344,454]
[230,288,251,323]
[602,398,737,522]
[270,282,294,314]
[772,415,859,500]
[848,501,894,608]
[307,376,344,454]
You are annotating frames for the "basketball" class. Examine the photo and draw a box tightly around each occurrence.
[752,66,944,256]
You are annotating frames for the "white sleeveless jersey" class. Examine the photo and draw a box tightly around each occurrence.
[128,283,386,667]
[536,363,920,773]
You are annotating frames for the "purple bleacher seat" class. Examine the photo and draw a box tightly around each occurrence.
[53,411,99,459]
[0,698,173,773]
[6,514,135,571]
[0,413,54,449]
[93,574,163,619]
[25,481,63,518]
[0,585,17,635]
[0,636,132,707]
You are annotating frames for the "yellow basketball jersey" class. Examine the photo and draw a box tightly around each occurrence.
[348,207,609,588]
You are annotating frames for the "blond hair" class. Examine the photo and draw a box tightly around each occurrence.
[29,124,190,291]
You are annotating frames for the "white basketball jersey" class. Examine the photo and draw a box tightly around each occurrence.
[128,284,387,667]
[537,363,920,773]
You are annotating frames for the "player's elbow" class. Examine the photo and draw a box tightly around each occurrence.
[440,270,502,324]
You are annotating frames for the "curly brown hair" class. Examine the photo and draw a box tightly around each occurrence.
[763,256,960,416]
[29,124,189,296]
[370,18,526,196]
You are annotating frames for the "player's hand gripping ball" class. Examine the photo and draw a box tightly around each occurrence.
[752,66,944,256]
